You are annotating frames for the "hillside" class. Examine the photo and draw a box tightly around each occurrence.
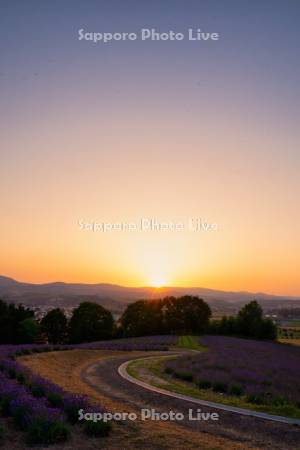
[0,276,299,315]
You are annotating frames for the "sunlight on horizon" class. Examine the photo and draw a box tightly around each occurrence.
[148,277,168,289]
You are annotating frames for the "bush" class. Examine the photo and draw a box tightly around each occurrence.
[26,418,69,445]
[246,394,264,405]
[12,403,31,430]
[198,379,212,390]
[272,396,289,407]
[15,349,31,356]
[164,367,174,375]
[212,381,227,393]
[229,384,243,396]
[29,383,46,398]
[174,371,193,382]
[0,383,24,416]
[63,395,89,424]
[20,348,32,356]
[7,368,17,379]
[47,391,64,408]
[16,372,26,384]
[83,420,111,437]
[31,348,42,353]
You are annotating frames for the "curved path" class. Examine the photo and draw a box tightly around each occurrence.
[81,351,300,450]
[118,355,300,426]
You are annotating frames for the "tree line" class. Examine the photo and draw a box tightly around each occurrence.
[0,297,277,344]
[207,300,277,340]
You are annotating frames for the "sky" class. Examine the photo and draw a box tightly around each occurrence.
[0,0,300,295]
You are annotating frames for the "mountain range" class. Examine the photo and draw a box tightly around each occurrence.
[0,275,299,315]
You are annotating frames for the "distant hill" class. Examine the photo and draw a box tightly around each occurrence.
[0,275,299,314]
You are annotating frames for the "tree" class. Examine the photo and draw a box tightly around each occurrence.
[120,296,211,336]
[18,318,41,343]
[217,315,237,335]
[257,318,277,340]
[0,299,34,343]
[162,296,211,334]
[120,300,162,337]
[237,300,263,337]
[233,300,277,339]
[69,302,114,343]
[0,299,11,343]
[205,300,277,340]
[41,308,68,344]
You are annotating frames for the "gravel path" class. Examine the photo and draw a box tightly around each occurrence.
[81,352,300,450]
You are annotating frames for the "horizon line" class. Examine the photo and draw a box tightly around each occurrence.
[1,274,300,299]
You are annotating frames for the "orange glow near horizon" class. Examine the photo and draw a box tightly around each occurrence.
[1,18,300,298]
[148,277,167,289]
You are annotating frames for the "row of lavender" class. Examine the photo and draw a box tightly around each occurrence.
[0,336,176,445]
[165,336,300,410]
[78,335,177,351]
[0,345,109,445]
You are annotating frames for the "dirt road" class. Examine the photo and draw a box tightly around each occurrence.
[82,352,300,450]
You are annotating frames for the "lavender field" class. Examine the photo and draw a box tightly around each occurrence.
[0,344,111,446]
[78,335,177,351]
[0,336,176,446]
[165,336,300,411]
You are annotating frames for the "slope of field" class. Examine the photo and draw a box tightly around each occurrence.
[20,349,261,450]
[164,336,300,419]
[19,343,300,450]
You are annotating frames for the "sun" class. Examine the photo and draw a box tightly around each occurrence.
[150,277,167,288]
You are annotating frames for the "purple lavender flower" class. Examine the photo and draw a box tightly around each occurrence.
[165,335,300,406]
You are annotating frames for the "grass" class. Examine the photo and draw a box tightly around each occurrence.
[279,338,300,347]
[278,326,300,339]
[284,321,300,327]
[175,336,207,351]
[127,354,300,420]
